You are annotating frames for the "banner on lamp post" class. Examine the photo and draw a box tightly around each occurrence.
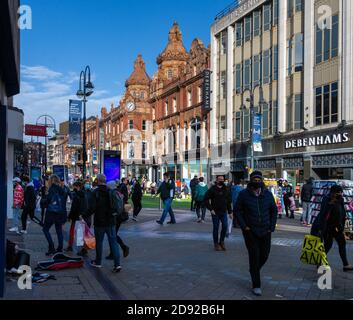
[69,100,82,146]
[253,113,263,152]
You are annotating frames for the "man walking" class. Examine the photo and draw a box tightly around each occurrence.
[131,179,143,221]
[204,175,233,251]
[194,177,208,223]
[190,175,199,211]
[301,177,314,226]
[9,178,24,233]
[236,171,278,296]
[156,173,176,225]
[20,176,36,234]
[85,174,122,273]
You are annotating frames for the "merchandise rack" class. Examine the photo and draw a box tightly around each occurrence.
[309,180,353,239]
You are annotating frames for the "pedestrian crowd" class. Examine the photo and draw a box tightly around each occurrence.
[8,171,353,296]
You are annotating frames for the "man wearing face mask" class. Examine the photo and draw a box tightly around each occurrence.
[204,175,233,251]
[235,171,278,297]
[311,185,353,272]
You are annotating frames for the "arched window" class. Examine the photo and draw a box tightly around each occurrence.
[167,126,176,154]
[190,118,201,150]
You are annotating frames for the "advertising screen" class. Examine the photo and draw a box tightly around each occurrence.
[30,166,42,191]
[53,165,68,184]
[103,151,121,183]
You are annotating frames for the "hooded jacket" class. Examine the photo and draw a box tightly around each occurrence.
[13,184,24,208]
[24,182,36,210]
[236,185,278,237]
[86,185,115,227]
[194,182,208,202]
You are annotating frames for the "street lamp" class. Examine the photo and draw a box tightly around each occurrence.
[36,114,57,177]
[76,66,94,179]
[241,85,267,172]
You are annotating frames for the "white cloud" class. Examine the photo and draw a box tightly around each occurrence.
[15,65,121,137]
[21,65,63,81]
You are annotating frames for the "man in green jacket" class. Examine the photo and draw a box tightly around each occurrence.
[156,173,176,225]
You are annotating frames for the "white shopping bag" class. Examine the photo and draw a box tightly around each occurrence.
[74,221,85,247]
[226,217,233,238]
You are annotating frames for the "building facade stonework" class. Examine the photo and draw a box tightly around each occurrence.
[210,0,353,185]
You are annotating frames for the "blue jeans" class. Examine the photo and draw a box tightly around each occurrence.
[94,226,120,267]
[12,207,21,228]
[42,212,64,251]
[212,213,228,244]
[159,198,176,224]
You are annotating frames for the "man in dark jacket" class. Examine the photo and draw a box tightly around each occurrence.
[301,177,314,225]
[85,174,121,273]
[204,175,233,251]
[20,176,37,234]
[236,171,278,297]
[190,175,199,211]
[118,178,129,204]
[311,185,353,272]
[156,173,176,225]
[132,179,143,221]
[283,180,295,219]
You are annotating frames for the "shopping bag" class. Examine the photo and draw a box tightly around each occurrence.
[289,196,296,211]
[74,221,85,247]
[300,235,329,267]
[83,222,96,250]
[226,217,233,238]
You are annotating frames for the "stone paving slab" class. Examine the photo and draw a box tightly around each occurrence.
[2,209,353,300]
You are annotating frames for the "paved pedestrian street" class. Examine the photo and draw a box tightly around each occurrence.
[3,209,353,300]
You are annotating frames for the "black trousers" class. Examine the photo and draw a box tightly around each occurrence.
[21,206,34,231]
[132,198,142,217]
[243,231,272,289]
[324,230,349,267]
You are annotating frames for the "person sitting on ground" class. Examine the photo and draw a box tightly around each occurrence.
[311,185,353,272]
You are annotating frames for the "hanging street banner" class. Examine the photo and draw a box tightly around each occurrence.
[69,100,82,146]
[253,113,263,152]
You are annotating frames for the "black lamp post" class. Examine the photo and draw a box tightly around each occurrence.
[76,66,94,179]
[241,85,267,172]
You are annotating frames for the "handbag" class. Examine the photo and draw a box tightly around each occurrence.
[300,235,329,267]
[289,196,296,211]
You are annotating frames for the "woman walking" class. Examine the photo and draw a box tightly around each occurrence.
[42,175,67,256]
[132,179,143,222]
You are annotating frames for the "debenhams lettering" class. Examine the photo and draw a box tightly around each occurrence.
[285,133,350,149]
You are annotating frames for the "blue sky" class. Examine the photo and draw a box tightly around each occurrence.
[16,0,231,133]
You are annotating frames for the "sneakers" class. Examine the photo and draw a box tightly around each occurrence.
[17,230,27,235]
[90,261,102,268]
[123,246,130,258]
[9,227,18,232]
[167,221,176,225]
[252,288,262,296]
[343,265,353,272]
[156,220,163,225]
[197,219,202,223]
[112,266,122,273]
[132,216,138,222]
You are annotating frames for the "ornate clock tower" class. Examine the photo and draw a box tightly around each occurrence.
[119,54,152,179]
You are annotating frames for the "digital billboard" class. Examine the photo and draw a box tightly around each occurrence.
[101,150,121,183]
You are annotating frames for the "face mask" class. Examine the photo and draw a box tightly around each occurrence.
[84,184,90,190]
[218,181,224,187]
[250,182,263,189]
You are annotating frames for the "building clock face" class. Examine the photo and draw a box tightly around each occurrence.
[126,101,135,112]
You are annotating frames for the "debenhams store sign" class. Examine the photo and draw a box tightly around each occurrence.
[285,133,350,149]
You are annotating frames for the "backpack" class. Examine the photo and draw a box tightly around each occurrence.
[47,191,63,214]
[109,189,124,217]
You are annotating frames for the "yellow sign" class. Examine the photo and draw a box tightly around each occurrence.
[300,235,329,267]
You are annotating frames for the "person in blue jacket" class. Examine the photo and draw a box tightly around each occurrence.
[236,171,278,297]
